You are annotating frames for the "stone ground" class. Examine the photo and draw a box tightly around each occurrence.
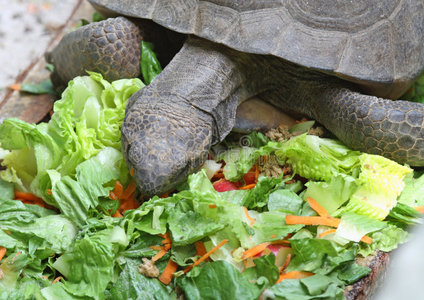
[0,0,93,123]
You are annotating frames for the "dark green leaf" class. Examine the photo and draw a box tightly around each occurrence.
[92,12,105,22]
[20,80,56,95]
[108,258,176,300]
[141,41,162,85]
[177,261,261,300]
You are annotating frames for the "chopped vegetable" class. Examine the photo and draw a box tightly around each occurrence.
[158,259,178,285]
[307,197,330,217]
[184,239,229,273]
[276,271,314,284]
[285,215,341,227]
[0,247,6,261]
[241,242,270,260]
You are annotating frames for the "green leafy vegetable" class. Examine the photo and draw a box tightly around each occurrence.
[177,261,262,300]
[141,41,162,85]
[19,80,56,95]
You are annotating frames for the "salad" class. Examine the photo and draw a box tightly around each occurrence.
[0,48,424,300]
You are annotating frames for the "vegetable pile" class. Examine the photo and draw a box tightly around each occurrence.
[1,64,424,299]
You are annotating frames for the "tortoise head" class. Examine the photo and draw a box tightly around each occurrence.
[121,94,213,197]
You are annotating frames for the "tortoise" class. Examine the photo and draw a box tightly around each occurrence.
[47,0,424,197]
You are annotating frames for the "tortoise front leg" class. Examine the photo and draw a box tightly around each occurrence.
[47,17,143,87]
[122,37,264,196]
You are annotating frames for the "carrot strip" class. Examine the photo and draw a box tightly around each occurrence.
[130,168,135,177]
[184,239,229,273]
[9,83,21,91]
[161,238,172,245]
[150,245,163,251]
[209,204,217,209]
[113,181,124,199]
[158,232,170,239]
[46,189,53,195]
[276,271,314,284]
[52,276,62,284]
[159,192,169,198]
[319,229,337,238]
[414,206,424,214]
[109,191,118,201]
[122,181,137,200]
[285,215,341,228]
[0,247,6,262]
[158,259,178,285]
[112,210,123,218]
[241,242,270,260]
[194,241,207,257]
[360,235,373,244]
[239,183,256,190]
[243,206,256,226]
[307,197,330,217]
[152,248,168,262]
[14,191,42,202]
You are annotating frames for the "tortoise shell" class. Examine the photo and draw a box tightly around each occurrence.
[89,0,424,98]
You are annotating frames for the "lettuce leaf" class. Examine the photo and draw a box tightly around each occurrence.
[275,134,361,181]
[177,261,262,300]
[263,274,345,300]
[0,72,143,201]
[107,258,176,300]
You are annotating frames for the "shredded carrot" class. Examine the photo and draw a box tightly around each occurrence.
[243,206,256,226]
[158,259,178,285]
[122,181,137,199]
[159,192,169,198]
[52,276,62,284]
[360,235,373,245]
[276,271,314,284]
[112,210,123,218]
[46,189,52,195]
[161,238,172,245]
[414,206,424,214]
[209,204,217,209]
[14,191,43,202]
[158,232,170,239]
[285,215,341,228]
[279,253,292,272]
[150,245,163,251]
[270,234,277,239]
[241,242,270,260]
[319,229,337,238]
[130,167,135,176]
[184,239,229,273]
[194,241,207,257]
[152,248,169,262]
[9,83,21,91]
[109,191,118,201]
[113,181,124,199]
[239,183,256,190]
[307,197,330,217]
[0,247,6,262]
[42,275,48,280]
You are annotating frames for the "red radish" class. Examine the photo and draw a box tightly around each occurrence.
[212,179,239,192]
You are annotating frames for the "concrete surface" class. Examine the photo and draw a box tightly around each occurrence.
[0,0,94,123]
